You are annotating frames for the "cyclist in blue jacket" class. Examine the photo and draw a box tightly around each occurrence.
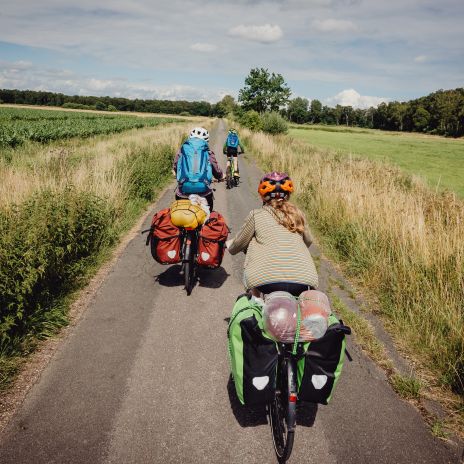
[223,128,245,179]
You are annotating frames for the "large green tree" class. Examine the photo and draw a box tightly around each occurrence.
[238,68,291,113]
[309,99,322,123]
[287,97,309,123]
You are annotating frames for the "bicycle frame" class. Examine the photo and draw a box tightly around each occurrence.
[226,155,239,189]
[277,344,298,433]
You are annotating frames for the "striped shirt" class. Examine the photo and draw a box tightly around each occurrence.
[228,206,319,290]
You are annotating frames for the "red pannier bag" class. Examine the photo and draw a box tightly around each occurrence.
[197,212,229,268]
[148,208,182,264]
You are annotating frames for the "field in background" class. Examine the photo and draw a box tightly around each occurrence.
[290,125,464,197]
[0,103,202,120]
[0,106,180,148]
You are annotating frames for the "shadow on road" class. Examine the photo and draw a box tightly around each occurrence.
[226,376,318,429]
[227,376,268,427]
[155,265,184,287]
[198,267,229,289]
[296,402,318,427]
[154,265,229,290]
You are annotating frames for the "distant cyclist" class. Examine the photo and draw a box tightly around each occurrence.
[223,128,245,180]
[227,172,318,296]
[173,127,224,212]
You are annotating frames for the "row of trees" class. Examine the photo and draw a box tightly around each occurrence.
[233,68,464,137]
[285,89,464,137]
[2,70,463,136]
[0,89,218,117]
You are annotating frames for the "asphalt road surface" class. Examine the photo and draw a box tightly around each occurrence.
[0,121,459,463]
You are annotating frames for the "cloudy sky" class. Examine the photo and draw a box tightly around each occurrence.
[0,0,463,108]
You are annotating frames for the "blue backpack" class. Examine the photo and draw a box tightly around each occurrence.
[226,132,239,148]
[177,138,212,194]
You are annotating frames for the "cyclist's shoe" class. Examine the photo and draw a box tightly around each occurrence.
[234,172,240,178]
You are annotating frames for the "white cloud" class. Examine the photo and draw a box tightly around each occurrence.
[312,18,357,33]
[414,55,428,63]
[326,89,388,109]
[228,24,283,43]
[0,1,463,100]
[190,43,217,53]
[0,61,230,102]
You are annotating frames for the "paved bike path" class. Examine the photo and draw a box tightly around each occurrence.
[0,120,458,463]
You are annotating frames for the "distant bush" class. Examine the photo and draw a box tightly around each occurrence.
[62,103,95,110]
[95,101,106,111]
[179,111,190,116]
[239,110,262,131]
[260,111,288,135]
[107,105,118,112]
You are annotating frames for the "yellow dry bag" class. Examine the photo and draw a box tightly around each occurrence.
[170,200,207,229]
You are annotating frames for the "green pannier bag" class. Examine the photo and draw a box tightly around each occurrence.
[297,314,348,404]
[227,295,278,406]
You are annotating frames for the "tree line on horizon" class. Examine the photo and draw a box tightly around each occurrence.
[1,79,463,137]
[284,89,464,137]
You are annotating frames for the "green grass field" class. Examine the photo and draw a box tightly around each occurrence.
[290,125,464,197]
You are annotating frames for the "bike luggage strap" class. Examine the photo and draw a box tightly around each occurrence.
[292,300,302,355]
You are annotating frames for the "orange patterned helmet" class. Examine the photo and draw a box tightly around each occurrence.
[258,172,294,201]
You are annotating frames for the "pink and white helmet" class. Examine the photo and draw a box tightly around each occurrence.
[189,127,209,142]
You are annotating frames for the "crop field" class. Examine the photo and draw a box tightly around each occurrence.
[0,107,179,148]
[290,125,464,197]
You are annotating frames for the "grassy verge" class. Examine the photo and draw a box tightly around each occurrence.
[240,126,464,434]
[0,121,199,390]
[289,125,464,197]
[330,295,393,372]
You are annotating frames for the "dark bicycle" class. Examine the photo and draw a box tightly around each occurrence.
[269,343,299,462]
[179,180,225,295]
[265,296,351,463]
[226,154,240,189]
[180,226,199,295]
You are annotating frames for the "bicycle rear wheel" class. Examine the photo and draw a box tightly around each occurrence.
[182,234,195,295]
[269,358,296,463]
[226,162,234,189]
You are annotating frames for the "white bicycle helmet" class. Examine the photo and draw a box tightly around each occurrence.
[189,127,209,142]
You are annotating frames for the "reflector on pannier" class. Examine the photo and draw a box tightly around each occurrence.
[197,211,229,268]
[297,314,349,405]
[148,208,182,264]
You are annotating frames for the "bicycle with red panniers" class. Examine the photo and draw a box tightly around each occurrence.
[144,201,229,295]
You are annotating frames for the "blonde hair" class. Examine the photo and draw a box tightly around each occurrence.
[267,199,306,235]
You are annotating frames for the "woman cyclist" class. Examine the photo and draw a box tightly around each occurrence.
[227,172,318,296]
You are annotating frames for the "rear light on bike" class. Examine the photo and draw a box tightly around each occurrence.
[289,393,297,403]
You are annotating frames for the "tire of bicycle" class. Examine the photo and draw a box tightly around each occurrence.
[269,358,296,463]
[227,158,235,189]
[183,235,195,295]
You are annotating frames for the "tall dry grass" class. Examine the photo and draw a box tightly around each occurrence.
[243,128,464,395]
